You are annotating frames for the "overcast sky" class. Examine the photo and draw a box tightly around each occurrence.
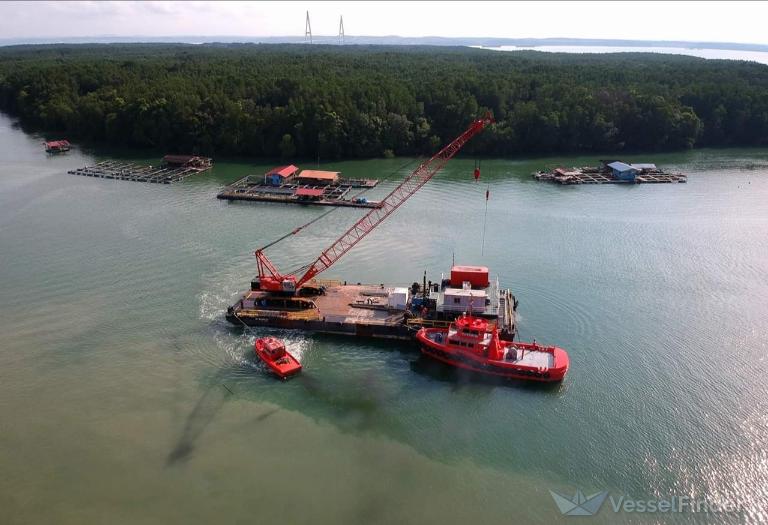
[1,1,766,45]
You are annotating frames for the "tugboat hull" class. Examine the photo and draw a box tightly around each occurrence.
[417,324,568,383]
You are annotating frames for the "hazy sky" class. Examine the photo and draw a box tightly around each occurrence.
[1,1,766,44]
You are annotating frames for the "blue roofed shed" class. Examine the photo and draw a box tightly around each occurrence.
[607,161,640,181]
[264,165,299,186]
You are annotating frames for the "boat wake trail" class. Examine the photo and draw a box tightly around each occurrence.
[198,253,253,322]
[211,328,260,373]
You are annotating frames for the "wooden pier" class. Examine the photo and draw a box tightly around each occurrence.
[68,159,211,184]
[217,175,381,208]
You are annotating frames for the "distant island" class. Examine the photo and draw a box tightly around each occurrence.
[1,43,767,158]
[2,35,768,52]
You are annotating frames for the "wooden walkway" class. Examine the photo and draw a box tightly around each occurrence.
[635,173,687,183]
[68,160,210,184]
[533,171,686,185]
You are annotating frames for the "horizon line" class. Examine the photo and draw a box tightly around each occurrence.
[2,35,768,51]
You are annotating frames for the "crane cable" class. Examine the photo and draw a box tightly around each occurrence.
[258,157,422,277]
[258,157,420,255]
[258,207,338,252]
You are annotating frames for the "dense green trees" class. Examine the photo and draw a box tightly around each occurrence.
[1,43,768,157]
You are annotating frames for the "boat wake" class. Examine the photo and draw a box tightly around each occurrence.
[205,304,314,377]
[210,328,259,372]
[197,253,253,322]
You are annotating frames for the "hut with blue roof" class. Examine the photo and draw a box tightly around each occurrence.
[606,161,640,181]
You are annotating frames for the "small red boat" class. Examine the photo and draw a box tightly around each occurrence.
[254,337,302,379]
[416,315,569,382]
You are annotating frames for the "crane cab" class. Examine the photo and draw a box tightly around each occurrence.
[252,275,297,293]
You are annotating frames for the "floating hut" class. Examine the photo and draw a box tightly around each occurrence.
[44,140,71,153]
[161,155,212,171]
[264,165,300,186]
[296,169,340,186]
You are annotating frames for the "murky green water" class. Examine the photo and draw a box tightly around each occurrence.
[1,112,766,524]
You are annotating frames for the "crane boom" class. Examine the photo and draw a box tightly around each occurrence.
[255,113,493,293]
[296,114,493,287]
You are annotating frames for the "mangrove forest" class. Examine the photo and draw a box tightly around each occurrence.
[1,43,768,158]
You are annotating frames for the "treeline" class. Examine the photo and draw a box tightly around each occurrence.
[1,43,768,158]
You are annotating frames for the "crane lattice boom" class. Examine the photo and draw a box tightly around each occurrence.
[255,113,493,293]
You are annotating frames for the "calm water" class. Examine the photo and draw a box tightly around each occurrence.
[486,45,768,65]
[1,112,766,524]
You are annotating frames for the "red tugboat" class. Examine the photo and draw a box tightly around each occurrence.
[416,315,569,382]
[254,337,302,379]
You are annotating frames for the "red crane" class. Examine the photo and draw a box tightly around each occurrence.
[255,113,494,293]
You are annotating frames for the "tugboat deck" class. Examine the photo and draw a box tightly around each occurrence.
[509,349,553,368]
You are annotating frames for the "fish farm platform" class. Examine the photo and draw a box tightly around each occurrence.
[68,159,211,184]
[226,280,517,342]
[217,175,381,208]
[533,166,687,185]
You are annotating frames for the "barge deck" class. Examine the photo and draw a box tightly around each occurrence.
[227,276,517,341]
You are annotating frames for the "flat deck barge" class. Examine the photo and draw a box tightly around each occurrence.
[227,271,517,341]
[217,175,380,208]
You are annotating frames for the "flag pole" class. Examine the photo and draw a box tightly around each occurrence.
[481,184,489,256]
